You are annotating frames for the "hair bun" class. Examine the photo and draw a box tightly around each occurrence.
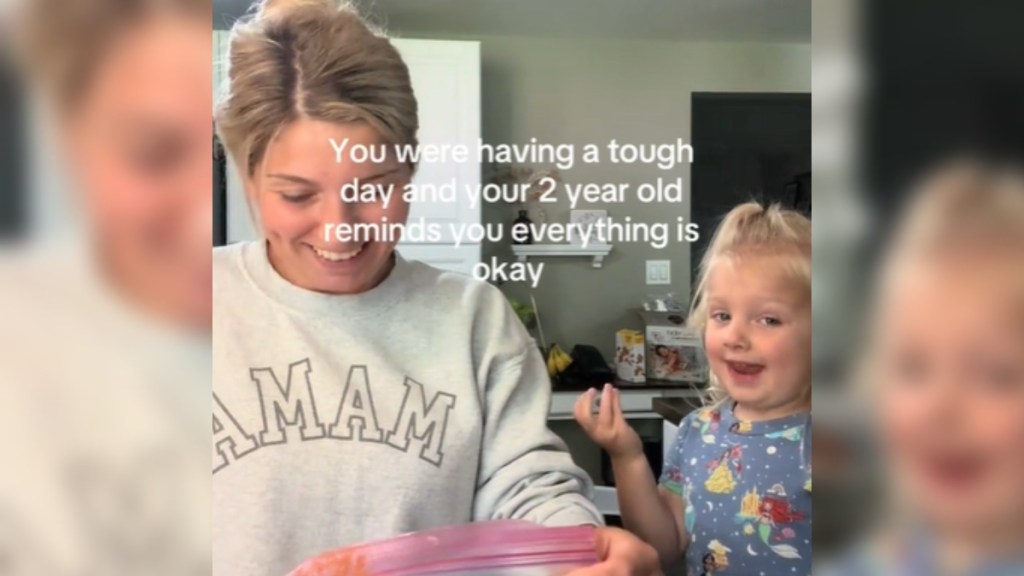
[254,0,344,20]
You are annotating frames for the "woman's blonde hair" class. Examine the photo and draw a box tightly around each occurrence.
[10,0,209,113]
[215,0,418,180]
[688,201,812,406]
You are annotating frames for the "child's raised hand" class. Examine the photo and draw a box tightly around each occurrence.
[574,384,644,460]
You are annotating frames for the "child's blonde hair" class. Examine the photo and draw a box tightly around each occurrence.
[880,159,1024,277]
[688,202,812,406]
[863,159,1024,396]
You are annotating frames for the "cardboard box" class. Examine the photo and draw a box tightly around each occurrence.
[636,310,708,383]
[615,329,646,383]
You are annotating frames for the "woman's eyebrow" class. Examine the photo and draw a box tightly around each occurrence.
[266,173,320,187]
[364,167,403,180]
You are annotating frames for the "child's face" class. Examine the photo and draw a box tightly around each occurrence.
[877,257,1024,534]
[704,256,811,419]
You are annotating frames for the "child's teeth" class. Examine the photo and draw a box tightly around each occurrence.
[314,246,361,261]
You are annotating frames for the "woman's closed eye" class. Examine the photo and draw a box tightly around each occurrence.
[279,191,316,204]
[358,180,396,201]
[130,142,185,175]
[973,358,1024,392]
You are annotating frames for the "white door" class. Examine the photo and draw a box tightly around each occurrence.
[392,39,481,246]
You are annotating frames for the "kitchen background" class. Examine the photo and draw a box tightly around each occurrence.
[213,0,811,363]
[212,0,811,559]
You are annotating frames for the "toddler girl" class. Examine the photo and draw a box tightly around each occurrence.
[576,202,813,575]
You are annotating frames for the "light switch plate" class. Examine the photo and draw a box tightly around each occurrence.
[646,260,671,285]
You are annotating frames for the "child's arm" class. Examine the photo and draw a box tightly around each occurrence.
[574,385,688,567]
[610,448,688,565]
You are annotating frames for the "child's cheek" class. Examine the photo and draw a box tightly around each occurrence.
[766,329,809,379]
[979,395,1024,508]
[876,381,927,468]
[703,326,727,364]
[878,379,916,424]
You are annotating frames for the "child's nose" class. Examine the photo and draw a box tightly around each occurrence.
[724,323,751,349]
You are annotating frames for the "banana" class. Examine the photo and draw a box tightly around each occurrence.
[546,349,559,377]
[555,347,573,372]
[544,344,572,375]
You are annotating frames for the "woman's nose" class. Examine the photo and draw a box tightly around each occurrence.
[317,193,369,251]
[322,191,358,227]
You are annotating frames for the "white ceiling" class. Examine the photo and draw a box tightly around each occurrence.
[213,0,810,43]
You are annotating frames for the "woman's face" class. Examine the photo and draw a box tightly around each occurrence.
[253,120,411,294]
[65,15,212,329]
[877,255,1024,535]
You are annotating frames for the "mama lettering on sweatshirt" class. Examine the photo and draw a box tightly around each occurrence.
[212,359,457,473]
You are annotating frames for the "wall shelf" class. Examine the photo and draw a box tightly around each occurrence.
[511,244,613,268]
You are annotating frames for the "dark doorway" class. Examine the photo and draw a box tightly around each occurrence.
[690,92,811,285]
[0,61,25,241]
[213,131,228,247]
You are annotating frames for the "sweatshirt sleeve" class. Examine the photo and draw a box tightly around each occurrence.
[471,332,604,527]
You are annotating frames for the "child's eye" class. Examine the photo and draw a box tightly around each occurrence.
[710,312,730,323]
[759,316,783,327]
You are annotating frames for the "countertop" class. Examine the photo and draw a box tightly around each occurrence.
[552,375,707,393]
[651,397,701,426]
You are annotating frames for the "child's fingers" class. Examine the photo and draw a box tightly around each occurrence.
[611,388,627,425]
[598,384,614,428]
[574,388,597,431]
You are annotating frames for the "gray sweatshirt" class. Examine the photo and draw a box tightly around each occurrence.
[212,242,601,575]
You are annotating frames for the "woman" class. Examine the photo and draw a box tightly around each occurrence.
[212,1,659,574]
[1,0,212,573]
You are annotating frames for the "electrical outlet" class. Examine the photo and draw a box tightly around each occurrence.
[646,260,671,285]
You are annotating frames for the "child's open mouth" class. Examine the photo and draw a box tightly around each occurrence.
[725,361,765,383]
[923,452,988,493]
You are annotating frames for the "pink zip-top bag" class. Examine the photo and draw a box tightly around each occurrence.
[287,520,598,576]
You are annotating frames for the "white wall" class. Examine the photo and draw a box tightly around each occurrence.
[440,35,810,357]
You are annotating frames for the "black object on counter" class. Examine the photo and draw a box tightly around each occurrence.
[559,344,616,386]
[511,210,533,244]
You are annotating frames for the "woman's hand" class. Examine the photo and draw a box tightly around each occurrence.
[574,384,644,460]
[567,526,663,576]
